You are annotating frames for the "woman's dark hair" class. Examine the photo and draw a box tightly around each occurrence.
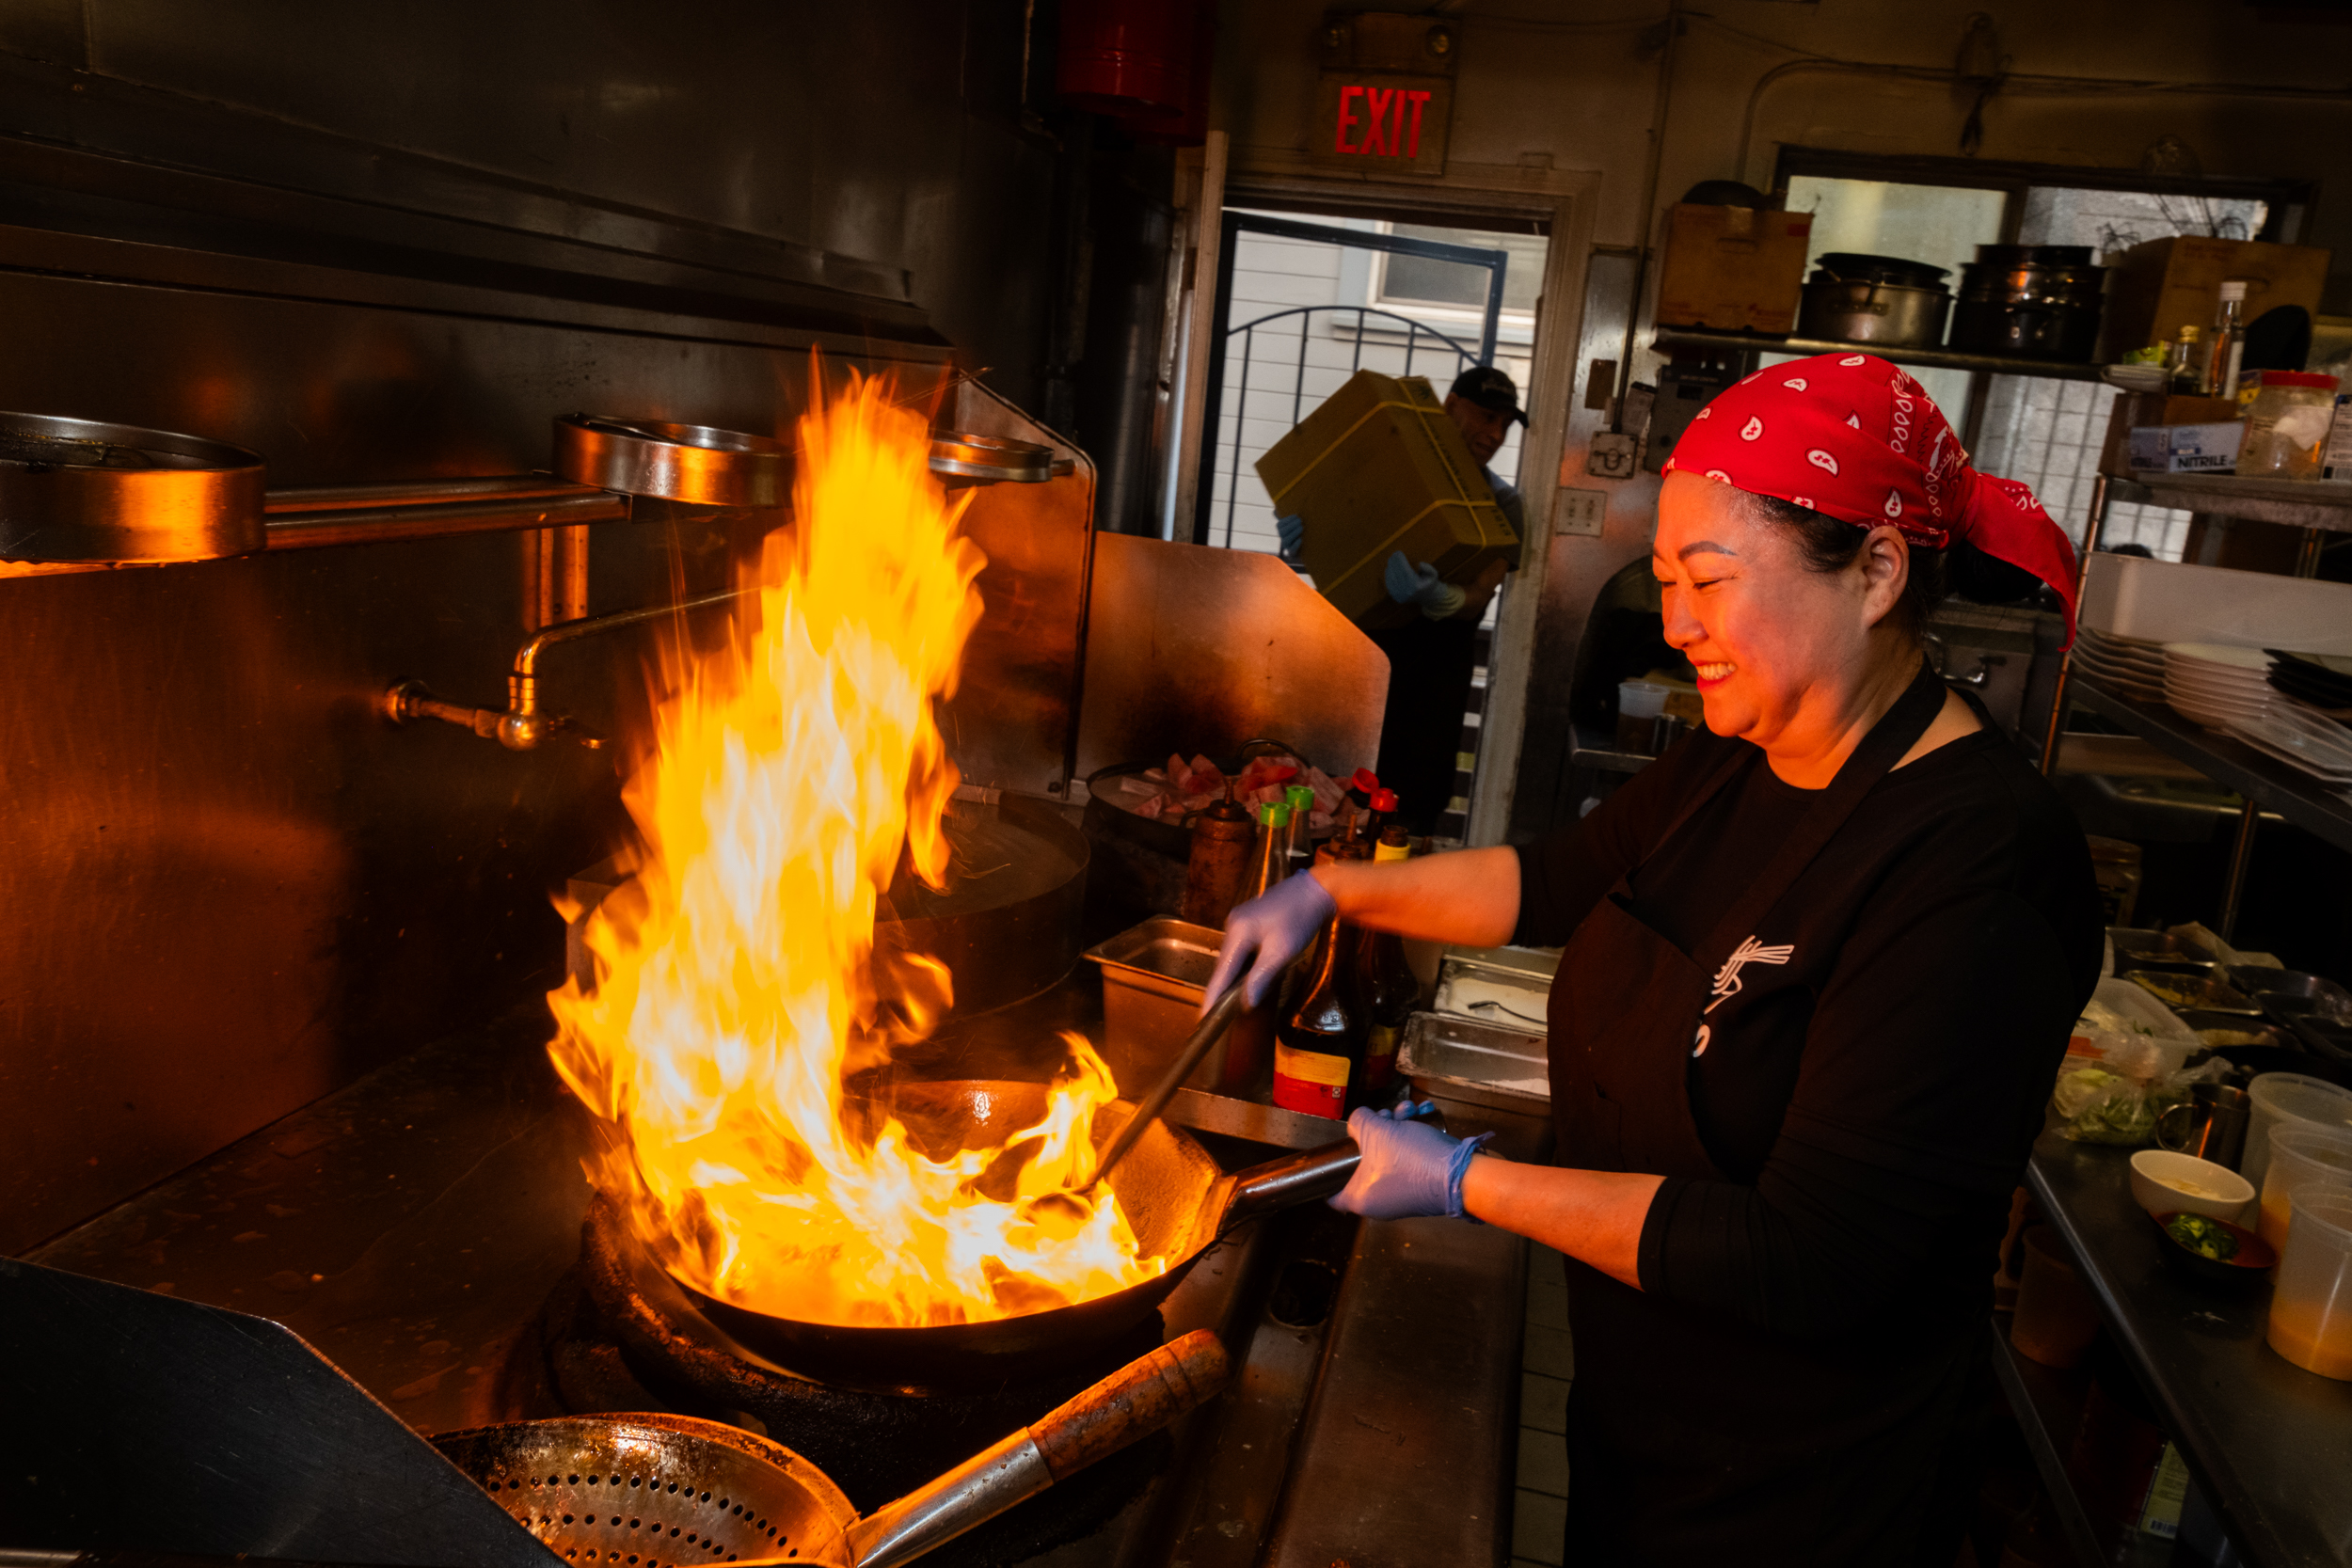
[1742,493,2043,641]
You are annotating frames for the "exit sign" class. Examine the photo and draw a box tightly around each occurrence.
[1309,13,1455,178]
[1311,73,1452,175]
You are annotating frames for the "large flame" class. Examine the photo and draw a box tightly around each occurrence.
[548,371,1162,1326]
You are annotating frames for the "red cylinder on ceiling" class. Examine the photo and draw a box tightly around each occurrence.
[1118,0,1215,146]
[1057,0,1197,118]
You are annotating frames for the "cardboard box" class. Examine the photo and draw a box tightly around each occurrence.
[1256,370,1518,631]
[2128,422,2245,474]
[2096,236,2332,364]
[2099,392,2239,475]
[1655,204,1815,334]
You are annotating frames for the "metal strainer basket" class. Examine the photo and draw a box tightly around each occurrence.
[436,1330,1227,1568]
[434,1413,856,1567]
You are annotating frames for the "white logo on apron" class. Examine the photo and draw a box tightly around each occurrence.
[1705,935,1795,1015]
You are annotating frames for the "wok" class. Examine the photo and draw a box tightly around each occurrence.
[659,1079,1359,1390]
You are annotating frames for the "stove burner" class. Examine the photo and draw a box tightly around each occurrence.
[537,1196,1170,1566]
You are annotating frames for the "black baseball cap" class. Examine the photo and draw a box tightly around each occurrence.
[1449,365,1528,426]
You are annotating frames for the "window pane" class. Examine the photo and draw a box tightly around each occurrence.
[1385,224,1548,313]
[1784,175,2008,291]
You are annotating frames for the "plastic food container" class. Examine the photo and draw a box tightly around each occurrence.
[2266,1188,2352,1380]
[2257,1126,2352,1252]
[2244,1072,2352,1190]
[1615,680,1673,754]
[2238,371,2339,480]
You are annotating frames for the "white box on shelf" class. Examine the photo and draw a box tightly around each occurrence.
[2079,553,2352,656]
[2127,422,2245,474]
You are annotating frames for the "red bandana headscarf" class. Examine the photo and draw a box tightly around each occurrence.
[1662,353,2080,644]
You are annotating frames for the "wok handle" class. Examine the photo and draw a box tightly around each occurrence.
[839,1331,1231,1568]
[1029,1327,1231,1482]
[1218,1137,1361,1233]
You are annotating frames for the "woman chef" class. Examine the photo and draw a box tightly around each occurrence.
[1205,354,2105,1565]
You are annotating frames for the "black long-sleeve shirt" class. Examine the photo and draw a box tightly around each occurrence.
[1516,724,2104,1339]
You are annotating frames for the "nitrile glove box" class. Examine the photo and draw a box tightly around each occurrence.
[2128,421,2245,474]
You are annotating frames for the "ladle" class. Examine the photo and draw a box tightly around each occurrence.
[1024,983,1249,1229]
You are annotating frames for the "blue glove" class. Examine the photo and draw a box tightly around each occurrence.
[1329,1103,1495,1220]
[1201,872,1335,1011]
[1383,550,1468,619]
[1276,514,1306,564]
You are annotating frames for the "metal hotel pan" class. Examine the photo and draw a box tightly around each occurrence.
[434,1330,1228,1568]
[642,1080,1359,1391]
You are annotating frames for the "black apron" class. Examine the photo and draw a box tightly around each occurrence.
[1547,663,1981,1566]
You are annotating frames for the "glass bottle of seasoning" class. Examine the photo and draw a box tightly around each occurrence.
[2166,325,2201,394]
[1283,783,1318,870]
[1363,786,1399,845]
[1274,913,1368,1119]
[2203,280,2249,400]
[1354,921,1417,1099]
[1375,821,1412,863]
[1180,781,1257,928]
[1247,800,1292,901]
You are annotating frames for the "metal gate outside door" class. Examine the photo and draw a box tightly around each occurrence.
[1193,212,1509,549]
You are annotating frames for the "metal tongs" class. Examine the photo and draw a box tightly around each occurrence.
[1024,983,1250,1227]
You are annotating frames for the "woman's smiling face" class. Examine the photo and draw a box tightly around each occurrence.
[1652,470,1910,757]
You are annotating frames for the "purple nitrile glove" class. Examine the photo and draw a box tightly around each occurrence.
[1328,1103,1495,1220]
[1200,872,1336,1012]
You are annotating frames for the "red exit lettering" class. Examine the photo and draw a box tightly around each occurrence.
[1333,85,1432,159]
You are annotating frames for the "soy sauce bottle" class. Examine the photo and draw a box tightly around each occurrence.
[1354,922,1417,1096]
[1274,915,1369,1119]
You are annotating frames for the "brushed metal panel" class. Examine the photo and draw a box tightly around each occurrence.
[1075,534,1389,780]
[0,264,951,1255]
[939,379,1098,799]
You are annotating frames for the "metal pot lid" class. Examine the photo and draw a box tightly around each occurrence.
[1812,251,1951,287]
[1974,243,2095,267]
[930,431,1054,484]
[554,413,791,507]
[0,412,266,562]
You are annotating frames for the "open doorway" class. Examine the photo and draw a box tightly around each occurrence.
[1196,201,1551,842]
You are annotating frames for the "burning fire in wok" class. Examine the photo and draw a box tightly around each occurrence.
[548,372,1162,1327]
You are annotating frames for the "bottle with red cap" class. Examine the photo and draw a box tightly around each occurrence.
[1362,786,1399,847]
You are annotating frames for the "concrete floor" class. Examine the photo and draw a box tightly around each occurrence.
[1511,1242,1573,1566]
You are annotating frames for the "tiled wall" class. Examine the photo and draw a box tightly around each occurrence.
[1512,1243,1574,1566]
[1971,375,2194,559]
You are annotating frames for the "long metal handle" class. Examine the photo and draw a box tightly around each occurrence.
[826,1331,1231,1568]
[1218,1137,1362,1233]
[1089,984,1249,1190]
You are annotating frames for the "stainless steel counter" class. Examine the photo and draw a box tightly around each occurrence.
[2027,1129,2352,1568]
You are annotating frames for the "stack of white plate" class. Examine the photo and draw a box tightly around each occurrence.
[2221,701,2352,785]
[2163,642,2275,729]
[2073,627,2167,701]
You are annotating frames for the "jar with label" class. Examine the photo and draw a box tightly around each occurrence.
[2239,371,2340,480]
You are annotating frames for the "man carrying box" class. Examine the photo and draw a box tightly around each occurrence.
[1278,365,1527,835]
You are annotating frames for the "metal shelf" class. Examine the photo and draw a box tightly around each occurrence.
[2110,473,2352,534]
[2063,677,2352,856]
[1567,722,1654,775]
[2030,1132,2352,1568]
[1987,1317,2176,1568]
[1651,327,2107,381]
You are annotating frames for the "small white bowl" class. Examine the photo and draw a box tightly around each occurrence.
[2129,1148,2254,1224]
